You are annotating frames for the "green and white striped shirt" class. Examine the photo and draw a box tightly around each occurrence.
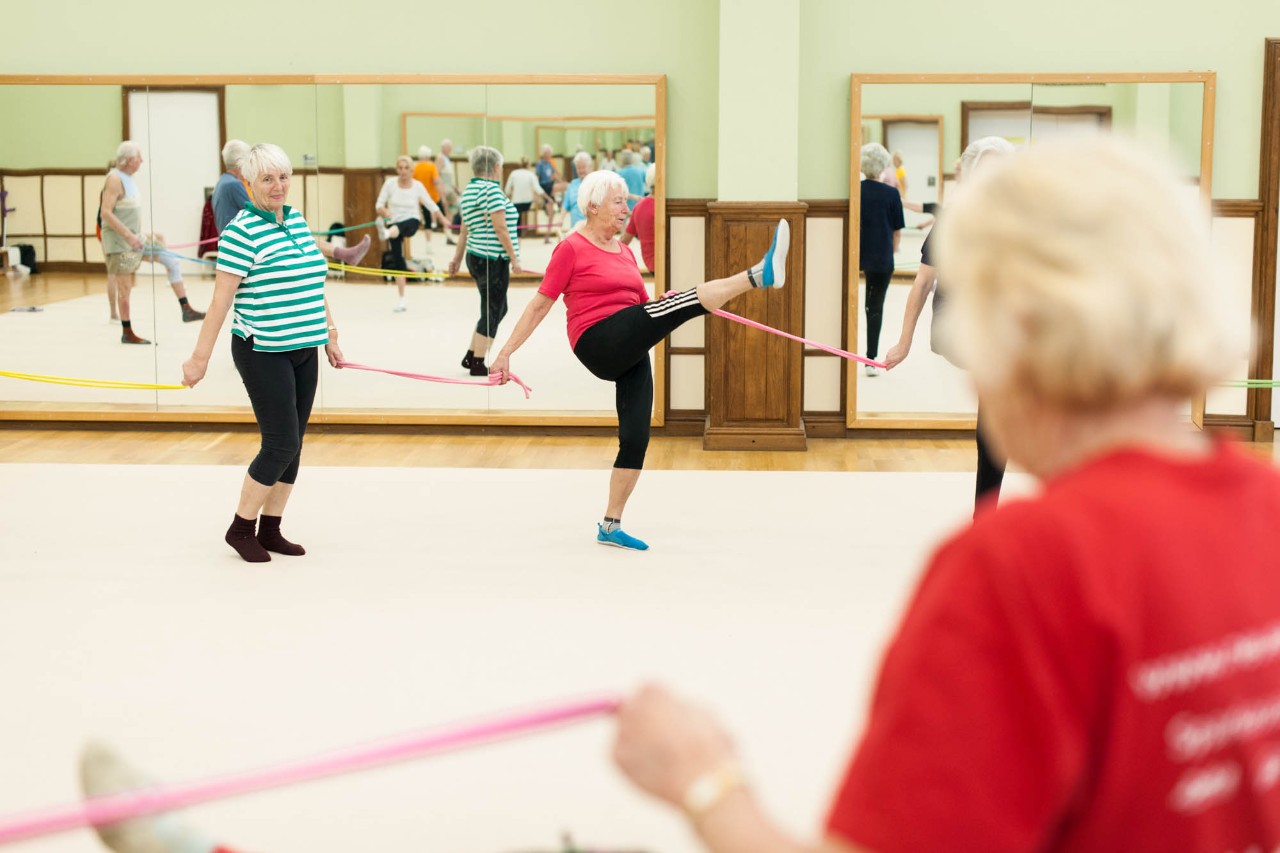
[459,178,519,261]
[216,204,329,353]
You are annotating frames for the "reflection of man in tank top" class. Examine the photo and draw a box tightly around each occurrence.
[100,143,152,344]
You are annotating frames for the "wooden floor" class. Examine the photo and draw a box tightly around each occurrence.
[3,427,1276,471]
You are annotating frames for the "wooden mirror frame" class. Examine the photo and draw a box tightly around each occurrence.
[0,73,667,428]
[847,72,1216,431]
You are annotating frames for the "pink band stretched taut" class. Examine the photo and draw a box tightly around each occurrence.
[712,309,887,369]
[0,695,621,846]
[337,360,533,399]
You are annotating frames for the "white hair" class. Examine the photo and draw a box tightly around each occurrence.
[222,139,249,171]
[395,154,414,168]
[540,144,553,156]
[958,136,1016,182]
[113,140,141,168]
[936,135,1238,408]
[572,151,593,172]
[860,143,891,180]
[577,169,628,216]
[418,145,432,160]
[468,145,503,178]
[240,143,292,187]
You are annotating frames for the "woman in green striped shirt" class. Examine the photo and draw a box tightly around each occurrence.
[181,143,347,564]
[447,145,522,377]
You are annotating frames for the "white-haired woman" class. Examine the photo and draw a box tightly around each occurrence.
[377,154,445,312]
[858,143,905,376]
[182,143,354,564]
[98,141,151,344]
[883,135,1015,510]
[448,145,522,376]
[491,170,790,550]
[613,135,1275,853]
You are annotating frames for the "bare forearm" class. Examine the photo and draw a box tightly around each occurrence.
[695,790,864,853]
[190,274,239,361]
[895,265,935,346]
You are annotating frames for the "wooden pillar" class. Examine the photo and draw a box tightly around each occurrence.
[703,203,807,450]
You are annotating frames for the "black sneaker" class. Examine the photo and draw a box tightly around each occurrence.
[469,361,490,377]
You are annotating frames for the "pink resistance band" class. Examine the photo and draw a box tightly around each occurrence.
[713,309,888,369]
[337,360,533,399]
[0,695,621,846]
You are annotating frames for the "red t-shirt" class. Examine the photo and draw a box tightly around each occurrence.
[538,231,649,349]
[624,196,656,271]
[827,441,1280,853]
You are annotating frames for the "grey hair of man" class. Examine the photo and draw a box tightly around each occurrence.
[222,139,250,171]
[860,143,892,180]
[469,145,504,179]
[573,151,593,176]
[418,144,433,160]
[240,143,293,187]
[113,140,142,168]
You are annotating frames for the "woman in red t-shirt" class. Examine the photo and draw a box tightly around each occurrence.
[610,138,1277,853]
[491,170,790,551]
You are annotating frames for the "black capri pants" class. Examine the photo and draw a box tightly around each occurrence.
[384,218,421,272]
[862,268,893,360]
[572,289,708,470]
[465,252,511,336]
[231,334,318,487]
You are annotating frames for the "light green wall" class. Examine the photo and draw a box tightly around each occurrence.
[4,0,719,197]
[7,0,1280,200]
[800,0,1280,199]
[2,86,119,168]
[225,86,322,170]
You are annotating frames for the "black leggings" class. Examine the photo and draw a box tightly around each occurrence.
[863,269,892,360]
[465,253,510,336]
[573,289,708,469]
[384,218,420,272]
[975,404,1007,513]
[231,335,318,487]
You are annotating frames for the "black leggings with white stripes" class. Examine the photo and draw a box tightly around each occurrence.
[572,289,708,469]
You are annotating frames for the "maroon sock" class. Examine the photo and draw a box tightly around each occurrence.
[258,514,306,556]
[225,514,271,563]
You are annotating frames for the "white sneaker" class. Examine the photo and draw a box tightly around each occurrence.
[864,364,880,377]
[393,304,407,313]
[375,218,390,241]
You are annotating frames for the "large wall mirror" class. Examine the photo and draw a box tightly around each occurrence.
[848,73,1215,430]
[0,74,665,425]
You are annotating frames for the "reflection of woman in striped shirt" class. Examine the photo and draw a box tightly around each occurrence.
[447,146,522,377]
[182,143,346,564]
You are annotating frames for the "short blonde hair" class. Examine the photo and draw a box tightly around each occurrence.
[860,143,891,180]
[577,169,628,216]
[396,155,414,168]
[241,143,292,186]
[935,135,1238,409]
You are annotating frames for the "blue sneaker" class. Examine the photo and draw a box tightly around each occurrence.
[758,219,789,288]
[597,523,649,551]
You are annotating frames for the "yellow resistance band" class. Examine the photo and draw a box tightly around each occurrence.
[327,261,448,281]
[0,370,188,391]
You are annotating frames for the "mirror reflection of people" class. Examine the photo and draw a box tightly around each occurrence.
[98,142,151,344]
[212,139,251,234]
[377,155,445,313]
[598,148,617,173]
[181,143,346,564]
[619,169,656,272]
[491,172,790,551]
[617,150,647,210]
[535,144,560,244]
[138,233,206,323]
[613,136,1266,853]
[436,139,459,245]
[857,143,904,377]
[448,146,522,377]
[504,158,552,242]
[412,144,445,232]
[562,151,594,229]
[883,136,1015,510]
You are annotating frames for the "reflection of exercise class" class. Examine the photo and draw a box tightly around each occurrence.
[4,3,1280,853]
